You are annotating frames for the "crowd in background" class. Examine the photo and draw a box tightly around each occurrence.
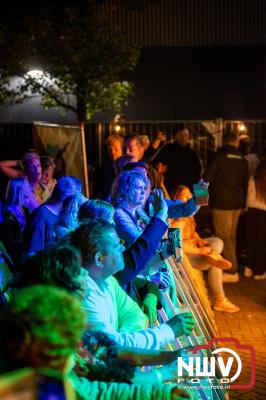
[0,126,265,399]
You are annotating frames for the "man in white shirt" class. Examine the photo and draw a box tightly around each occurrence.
[70,219,195,349]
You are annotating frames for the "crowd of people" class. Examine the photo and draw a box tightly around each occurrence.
[0,126,265,399]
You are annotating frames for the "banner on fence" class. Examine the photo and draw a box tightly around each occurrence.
[33,123,88,196]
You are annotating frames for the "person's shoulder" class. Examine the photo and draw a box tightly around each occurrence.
[227,147,249,164]
[28,204,52,222]
[29,205,43,217]
[158,142,174,153]
[108,276,118,285]
[114,207,124,214]
[114,207,124,217]
[33,204,50,215]
[165,142,174,148]
[210,147,228,161]
[106,276,120,292]
[114,207,130,219]
[184,145,199,158]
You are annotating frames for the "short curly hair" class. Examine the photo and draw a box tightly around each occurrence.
[0,285,87,372]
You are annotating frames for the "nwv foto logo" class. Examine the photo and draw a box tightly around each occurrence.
[178,347,242,382]
[176,337,256,390]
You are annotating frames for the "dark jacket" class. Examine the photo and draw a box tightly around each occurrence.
[203,145,248,210]
[24,205,58,254]
[115,216,168,286]
[0,208,29,270]
[93,159,115,200]
[115,216,167,308]
[152,142,202,193]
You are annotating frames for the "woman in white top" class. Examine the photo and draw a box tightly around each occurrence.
[245,158,266,280]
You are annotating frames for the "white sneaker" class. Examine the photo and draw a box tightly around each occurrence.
[254,272,266,281]
[214,297,240,313]
[222,272,239,283]
[244,266,253,278]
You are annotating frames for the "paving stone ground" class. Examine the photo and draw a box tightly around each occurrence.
[213,275,266,400]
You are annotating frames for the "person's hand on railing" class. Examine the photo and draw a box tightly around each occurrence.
[142,293,158,325]
[165,311,195,337]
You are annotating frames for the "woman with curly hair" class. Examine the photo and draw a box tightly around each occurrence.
[110,171,151,246]
[245,158,266,280]
[110,171,176,321]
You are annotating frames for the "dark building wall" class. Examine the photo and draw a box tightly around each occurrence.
[106,0,266,120]
[0,0,265,122]
[124,46,265,120]
[1,46,264,122]
[104,0,265,47]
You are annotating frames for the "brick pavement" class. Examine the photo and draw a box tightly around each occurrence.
[213,275,266,400]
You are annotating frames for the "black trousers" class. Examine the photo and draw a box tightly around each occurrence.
[246,207,266,275]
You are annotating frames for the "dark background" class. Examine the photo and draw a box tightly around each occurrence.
[0,46,265,123]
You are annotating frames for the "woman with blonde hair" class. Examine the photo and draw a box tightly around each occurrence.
[111,171,174,321]
[0,177,38,268]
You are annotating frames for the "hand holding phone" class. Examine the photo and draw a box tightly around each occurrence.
[193,180,209,206]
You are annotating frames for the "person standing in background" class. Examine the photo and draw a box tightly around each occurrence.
[93,135,123,200]
[152,124,201,193]
[238,134,259,177]
[38,155,57,202]
[203,131,248,283]
[244,158,266,280]
[144,130,167,162]
[123,134,165,193]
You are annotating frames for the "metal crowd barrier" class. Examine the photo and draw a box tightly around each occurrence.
[151,233,227,400]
